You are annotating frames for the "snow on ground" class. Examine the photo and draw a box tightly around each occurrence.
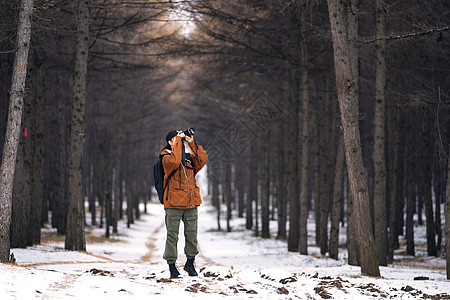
[1,196,449,299]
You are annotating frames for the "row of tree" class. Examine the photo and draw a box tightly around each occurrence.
[178,0,450,277]
[0,0,449,278]
[0,0,182,258]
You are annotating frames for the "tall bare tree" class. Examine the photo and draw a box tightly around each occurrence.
[373,0,388,266]
[0,0,34,262]
[422,112,437,256]
[298,0,310,255]
[329,133,344,260]
[327,0,380,277]
[261,127,270,239]
[446,147,450,279]
[344,0,360,266]
[65,0,90,251]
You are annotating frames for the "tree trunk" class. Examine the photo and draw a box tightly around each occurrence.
[11,129,30,248]
[254,142,260,237]
[65,0,89,251]
[30,48,45,245]
[0,0,34,262]
[373,0,388,266]
[237,162,245,218]
[247,142,257,230]
[287,67,299,252]
[434,167,442,252]
[329,133,344,260]
[54,71,68,235]
[126,180,134,227]
[11,53,34,248]
[212,174,221,230]
[406,113,416,256]
[112,166,119,233]
[298,3,309,255]
[88,162,96,226]
[261,127,270,239]
[387,101,399,263]
[276,118,287,240]
[312,107,320,247]
[225,161,232,233]
[104,167,112,238]
[445,146,450,279]
[396,113,408,241]
[346,170,360,266]
[422,112,437,256]
[327,0,380,277]
[318,103,329,255]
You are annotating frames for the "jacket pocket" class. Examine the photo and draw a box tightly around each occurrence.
[169,187,190,208]
[193,187,202,206]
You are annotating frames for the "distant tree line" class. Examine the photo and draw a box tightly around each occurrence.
[0,0,449,278]
[0,0,186,258]
[181,0,449,276]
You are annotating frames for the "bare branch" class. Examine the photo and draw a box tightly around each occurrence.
[360,25,449,43]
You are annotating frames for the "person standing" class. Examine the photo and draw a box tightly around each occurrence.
[161,129,208,278]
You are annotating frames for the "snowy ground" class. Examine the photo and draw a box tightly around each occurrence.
[1,199,449,300]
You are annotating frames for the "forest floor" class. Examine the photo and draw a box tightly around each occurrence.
[1,200,449,300]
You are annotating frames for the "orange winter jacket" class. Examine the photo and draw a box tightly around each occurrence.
[161,136,208,209]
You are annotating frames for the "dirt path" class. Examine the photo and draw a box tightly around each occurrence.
[141,221,165,263]
[7,207,221,298]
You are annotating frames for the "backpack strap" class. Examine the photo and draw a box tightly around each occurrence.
[161,153,178,203]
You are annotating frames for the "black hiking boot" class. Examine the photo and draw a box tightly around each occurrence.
[184,258,198,276]
[169,263,181,278]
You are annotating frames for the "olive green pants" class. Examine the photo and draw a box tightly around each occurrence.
[163,207,199,265]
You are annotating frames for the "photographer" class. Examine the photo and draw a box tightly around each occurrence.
[160,128,208,278]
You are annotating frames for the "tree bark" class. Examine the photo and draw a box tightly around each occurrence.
[318,100,329,255]
[373,0,388,266]
[0,0,34,262]
[346,169,360,266]
[434,166,442,252]
[11,54,34,248]
[54,71,68,235]
[344,0,359,266]
[406,113,416,256]
[287,67,299,252]
[225,160,232,233]
[327,0,380,276]
[298,2,309,255]
[30,48,45,245]
[422,112,437,256]
[276,117,287,240]
[212,173,221,230]
[261,127,270,239]
[88,162,96,225]
[329,133,344,260]
[248,142,257,230]
[387,101,399,263]
[312,106,320,247]
[113,98,123,233]
[11,127,30,248]
[445,146,450,279]
[237,161,245,218]
[65,0,89,251]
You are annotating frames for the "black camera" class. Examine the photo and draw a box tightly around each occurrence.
[183,127,195,137]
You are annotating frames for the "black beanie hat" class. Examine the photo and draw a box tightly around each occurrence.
[165,130,178,142]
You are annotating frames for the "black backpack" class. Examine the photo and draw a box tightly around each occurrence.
[153,154,177,204]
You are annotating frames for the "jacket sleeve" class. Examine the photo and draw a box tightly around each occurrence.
[189,140,208,175]
[162,136,183,174]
